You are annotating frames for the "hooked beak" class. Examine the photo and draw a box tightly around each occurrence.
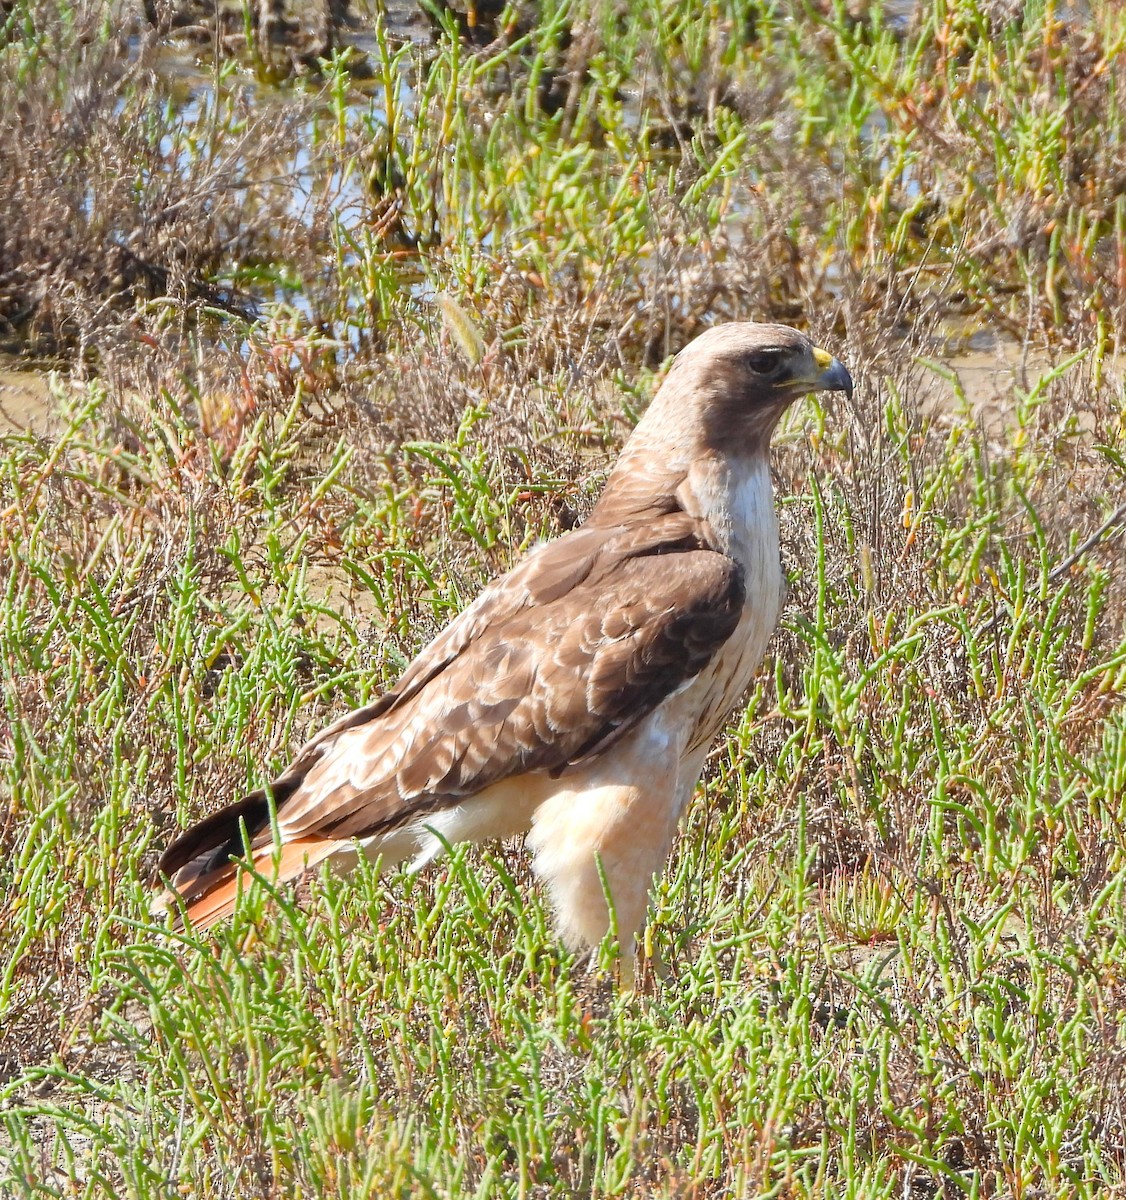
[810,345,854,401]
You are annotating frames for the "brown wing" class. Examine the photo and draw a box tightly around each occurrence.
[156,513,742,898]
[267,519,744,838]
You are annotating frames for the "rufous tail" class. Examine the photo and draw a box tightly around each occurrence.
[151,789,344,931]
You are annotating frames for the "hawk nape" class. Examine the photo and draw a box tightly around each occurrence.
[154,322,853,983]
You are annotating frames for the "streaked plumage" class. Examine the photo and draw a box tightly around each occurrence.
[154,322,853,978]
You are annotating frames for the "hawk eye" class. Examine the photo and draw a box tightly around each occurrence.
[745,348,785,375]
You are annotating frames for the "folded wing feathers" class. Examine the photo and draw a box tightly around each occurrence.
[155,510,745,926]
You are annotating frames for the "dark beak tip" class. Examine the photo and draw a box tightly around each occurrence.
[822,358,854,401]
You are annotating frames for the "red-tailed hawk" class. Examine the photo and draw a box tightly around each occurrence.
[154,323,853,981]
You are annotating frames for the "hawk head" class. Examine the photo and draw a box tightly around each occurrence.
[666,322,854,452]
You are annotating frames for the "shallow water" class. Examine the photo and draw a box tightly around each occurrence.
[0,3,1099,439]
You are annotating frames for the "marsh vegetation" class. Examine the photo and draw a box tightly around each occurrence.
[2,0,1126,1195]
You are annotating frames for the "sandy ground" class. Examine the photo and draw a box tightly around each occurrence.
[0,365,54,435]
[912,335,1052,436]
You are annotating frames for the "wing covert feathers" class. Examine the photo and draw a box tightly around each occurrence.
[154,513,745,928]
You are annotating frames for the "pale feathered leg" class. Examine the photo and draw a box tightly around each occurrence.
[527,720,684,987]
